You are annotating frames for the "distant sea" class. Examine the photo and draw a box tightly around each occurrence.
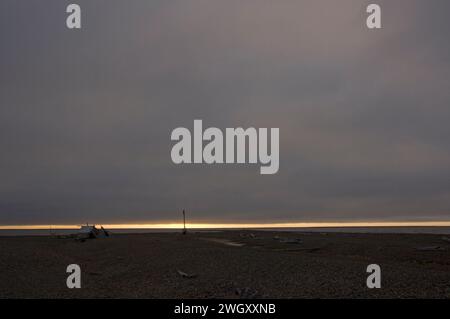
[1,227,450,236]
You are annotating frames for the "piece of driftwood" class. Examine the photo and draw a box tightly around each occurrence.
[177,269,197,278]
[274,247,322,253]
[273,236,303,244]
[416,246,446,251]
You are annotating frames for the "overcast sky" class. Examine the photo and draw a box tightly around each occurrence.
[1,1,450,225]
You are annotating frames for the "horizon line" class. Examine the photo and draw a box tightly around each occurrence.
[2,221,450,230]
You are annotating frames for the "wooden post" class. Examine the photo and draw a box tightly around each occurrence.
[182,209,187,235]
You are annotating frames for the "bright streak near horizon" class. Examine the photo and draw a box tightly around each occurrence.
[2,221,450,230]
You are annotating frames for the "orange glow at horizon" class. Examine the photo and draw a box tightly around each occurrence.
[1,221,450,230]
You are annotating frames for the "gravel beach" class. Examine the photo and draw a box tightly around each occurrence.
[1,230,449,298]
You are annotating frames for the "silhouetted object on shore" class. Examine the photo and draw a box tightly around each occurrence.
[51,224,110,240]
[77,224,110,240]
[182,210,187,235]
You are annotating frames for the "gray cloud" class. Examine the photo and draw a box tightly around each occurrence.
[1,0,450,225]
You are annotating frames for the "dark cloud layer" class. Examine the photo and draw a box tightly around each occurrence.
[1,1,450,224]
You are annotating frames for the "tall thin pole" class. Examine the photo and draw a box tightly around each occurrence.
[182,209,187,234]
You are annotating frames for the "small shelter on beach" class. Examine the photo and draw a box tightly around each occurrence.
[78,224,110,239]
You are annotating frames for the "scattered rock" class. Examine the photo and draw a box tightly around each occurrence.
[89,272,102,276]
[235,287,259,299]
[239,233,257,239]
